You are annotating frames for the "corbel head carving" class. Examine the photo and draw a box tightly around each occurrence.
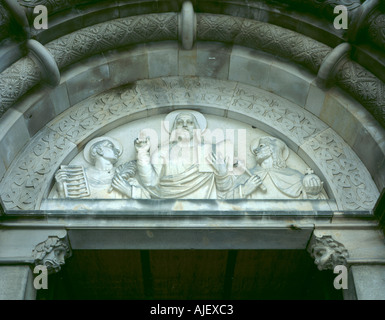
[32,236,72,274]
[308,235,349,271]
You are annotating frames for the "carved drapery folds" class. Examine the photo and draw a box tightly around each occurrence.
[32,235,72,274]
[308,235,349,271]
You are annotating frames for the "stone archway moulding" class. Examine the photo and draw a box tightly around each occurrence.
[0,9,383,213]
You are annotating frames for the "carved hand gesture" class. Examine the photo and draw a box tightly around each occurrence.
[207,152,229,177]
[242,175,263,197]
[111,174,132,198]
[134,137,151,153]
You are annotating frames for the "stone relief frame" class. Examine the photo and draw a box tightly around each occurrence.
[0,76,379,212]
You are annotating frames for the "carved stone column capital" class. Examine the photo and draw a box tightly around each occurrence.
[32,235,72,274]
[307,235,349,271]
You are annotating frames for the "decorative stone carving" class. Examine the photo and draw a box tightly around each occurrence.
[368,12,385,52]
[51,109,328,200]
[336,57,385,128]
[229,136,326,199]
[45,13,178,69]
[0,4,10,42]
[0,127,75,210]
[301,128,379,210]
[54,136,150,199]
[308,235,349,271]
[0,77,379,210]
[26,39,60,87]
[32,235,72,274]
[134,110,235,199]
[0,57,40,117]
[196,14,332,73]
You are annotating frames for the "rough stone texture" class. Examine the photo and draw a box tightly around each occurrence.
[0,127,77,210]
[336,57,385,128]
[0,3,10,43]
[367,12,385,52]
[0,266,36,300]
[196,14,332,74]
[300,128,379,211]
[351,265,385,300]
[1,10,384,139]
[0,57,41,118]
[45,13,178,70]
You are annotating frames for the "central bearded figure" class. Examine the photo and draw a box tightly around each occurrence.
[134,110,235,199]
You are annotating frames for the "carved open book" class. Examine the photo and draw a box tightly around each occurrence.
[60,165,90,198]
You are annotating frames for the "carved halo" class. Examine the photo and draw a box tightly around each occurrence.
[83,136,123,164]
[163,109,207,133]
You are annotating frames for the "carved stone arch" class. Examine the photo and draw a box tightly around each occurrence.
[0,74,379,211]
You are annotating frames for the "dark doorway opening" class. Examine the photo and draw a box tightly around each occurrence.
[37,249,343,300]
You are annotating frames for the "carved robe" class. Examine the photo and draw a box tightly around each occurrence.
[137,142,234,199]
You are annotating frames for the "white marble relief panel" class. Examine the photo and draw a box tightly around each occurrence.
[49,112,327,201]
[0,76,379,210]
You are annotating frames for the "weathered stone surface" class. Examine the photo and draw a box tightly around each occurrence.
[299,128,379,211]
[336,58,385,128]
[0,127,77,210]
[0,77,378,211]
[0,266,36,300]
[45,13,178,69]
[0,57,41,118]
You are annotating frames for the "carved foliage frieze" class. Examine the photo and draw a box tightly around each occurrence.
[196,14,332,73]
[336,58,385,128]
[45,13,178,69]
[302,128,379,210]
[368,13,385,51]
[0,127,75,210]
[0,57,41,117]
[229,83,328,146]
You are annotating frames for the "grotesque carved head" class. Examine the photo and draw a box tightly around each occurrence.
[309,235,349,271]
[32,236,72,274]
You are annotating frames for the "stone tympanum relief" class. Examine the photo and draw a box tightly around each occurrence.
[51,110,327,200]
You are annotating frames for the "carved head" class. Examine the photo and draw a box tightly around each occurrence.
[84,137,123,165]
[251,136,289,168]
[32,236,72,274]
[309,235,349,271]
[171,112,200,142]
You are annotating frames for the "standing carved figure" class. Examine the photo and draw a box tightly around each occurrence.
[134,110,235,199]
[55,137,125,199]
[233,136,325,199]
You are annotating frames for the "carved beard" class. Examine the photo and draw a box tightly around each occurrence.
[171,128,193,143]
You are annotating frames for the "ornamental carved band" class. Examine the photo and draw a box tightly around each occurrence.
[308,235,349,271]
[0,11,384,128]
[32,235,72,274]
[0,76,379,211]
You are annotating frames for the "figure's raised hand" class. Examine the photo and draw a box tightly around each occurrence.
[134,137,151,153]
[206,152,229,177]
